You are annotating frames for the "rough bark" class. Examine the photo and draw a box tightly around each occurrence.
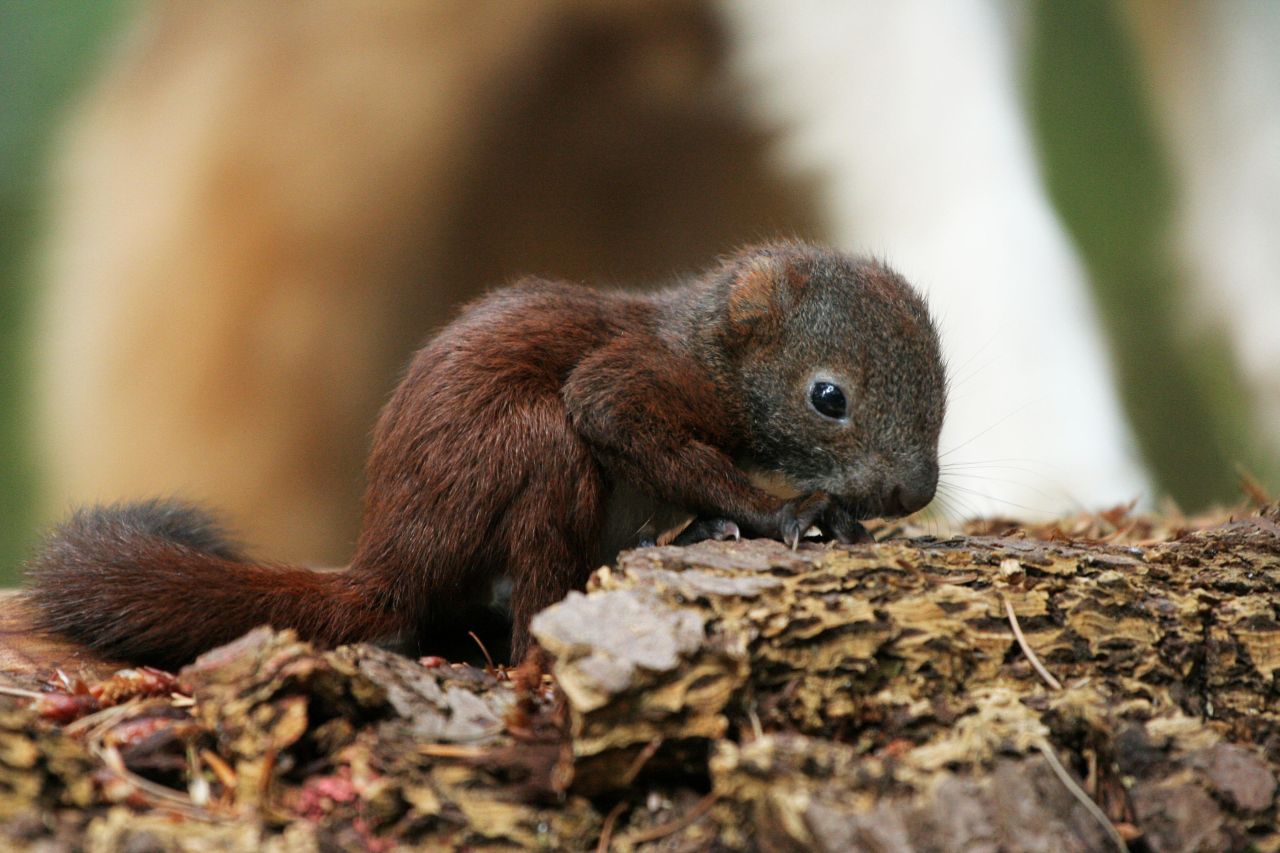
[1,502,1277,851]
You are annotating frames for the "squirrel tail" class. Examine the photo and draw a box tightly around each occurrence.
[24,500,401,669]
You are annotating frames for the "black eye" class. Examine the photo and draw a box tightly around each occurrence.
[809,381,847,420]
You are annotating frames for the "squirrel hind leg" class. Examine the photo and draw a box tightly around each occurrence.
[500,421,605,663]
[506,524,598,664]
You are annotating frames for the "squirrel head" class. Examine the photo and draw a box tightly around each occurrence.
[715,243,946,519]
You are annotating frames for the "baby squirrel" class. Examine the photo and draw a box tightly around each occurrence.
[25,242,946,669]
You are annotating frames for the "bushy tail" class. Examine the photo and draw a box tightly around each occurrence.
[24,500,400,669]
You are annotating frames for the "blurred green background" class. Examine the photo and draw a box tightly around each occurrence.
[0,2,1273,583]
[1,1,130,581]
[1027,0,1262,514]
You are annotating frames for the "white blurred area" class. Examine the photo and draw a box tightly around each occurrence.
[725,0,1150,519]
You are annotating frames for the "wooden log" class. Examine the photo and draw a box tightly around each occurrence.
[532,503,1280,850]
[2,502,1277,850]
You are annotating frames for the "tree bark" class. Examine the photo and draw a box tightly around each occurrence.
[2,503,1278,851]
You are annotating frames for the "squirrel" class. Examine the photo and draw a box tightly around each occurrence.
[24,242,946,669]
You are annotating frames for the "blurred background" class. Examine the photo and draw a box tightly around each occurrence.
[1,0,1277,583]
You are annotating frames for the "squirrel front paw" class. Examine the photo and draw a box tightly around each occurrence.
[816,499,875,545]
[672,517,742,546]
[742,492,833,550]
[683,494,873,550]
[745,493,875,548]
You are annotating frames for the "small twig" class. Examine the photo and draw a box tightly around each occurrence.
[595,800,629,853]
[626,792,719,844]
[747,706,764,741]
[418,743,493,759]
[63,700,138,739]
[1036,740,1128,852]
[621,737,662,786]
[53,668,79,692]
[1084,747,1098,794]
[416,727,505,747]
[1236,463,1272,506]
[93,743,214,820]
[258,748,277,804]
[0,685,44,700]
[1003,594,1062,690]
[200,748,238,790]
[468,630,496,673]
[186,746,211,807]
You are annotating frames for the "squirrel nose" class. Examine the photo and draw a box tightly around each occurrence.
[881,479,936,517]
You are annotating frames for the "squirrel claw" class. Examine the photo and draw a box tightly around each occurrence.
[774,491,830,551]
[710,520,741,542]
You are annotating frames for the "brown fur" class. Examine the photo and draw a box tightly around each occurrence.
[26,243,946,668]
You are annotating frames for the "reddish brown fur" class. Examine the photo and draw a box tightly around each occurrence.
[26,242,947,668]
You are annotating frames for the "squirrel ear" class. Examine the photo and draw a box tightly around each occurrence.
[726,254,808,334]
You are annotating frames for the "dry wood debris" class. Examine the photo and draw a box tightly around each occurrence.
[1,501,1278,851]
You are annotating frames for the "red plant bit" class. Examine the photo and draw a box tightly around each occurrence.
[880,738,917,760]
[418,656,448,668]
[33,692,100,724]
[102,716,185,750]
[350,817,396,853]
[309,775,358,803]
[292,771,359,821]
[92,667,180,706]
[31,665,181,725]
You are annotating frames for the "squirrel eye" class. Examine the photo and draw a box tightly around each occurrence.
[809,381,847,420]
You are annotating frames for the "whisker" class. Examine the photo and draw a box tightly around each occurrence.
[947,349,1004,396]
[939,401,1038,460]
[936,502,966,531]
[940,482,1046,516]
[943,472,1056,500]
[917,499,953,534]
[931,489,978,525]
[942,329,1002,390]
[941,458,1061,471]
